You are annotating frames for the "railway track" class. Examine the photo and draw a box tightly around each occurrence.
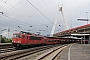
[0,43,16,53]
[0,47,17,53]
[36,45,67,60]
[0,43,12,49]
[0,44,64,60]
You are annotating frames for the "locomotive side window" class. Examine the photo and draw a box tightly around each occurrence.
[30,36,41,40]
[48,40,53,42]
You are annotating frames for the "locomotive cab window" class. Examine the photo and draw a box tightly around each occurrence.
[13,34,21,38]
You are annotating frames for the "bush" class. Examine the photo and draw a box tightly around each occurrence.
[1,37,5,43]
[1,37,12,43]
[7,38,12,42]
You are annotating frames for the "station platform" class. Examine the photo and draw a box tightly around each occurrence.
[0,43,11,46]
[57,43,90,60]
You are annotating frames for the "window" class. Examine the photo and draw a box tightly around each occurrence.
[13,34,21,38]
[48,40,53,42]
[30,36,41,40]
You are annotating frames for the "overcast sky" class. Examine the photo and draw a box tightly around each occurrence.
[0,0,90,38]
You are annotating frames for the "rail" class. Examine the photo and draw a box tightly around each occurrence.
[36,45,67,60]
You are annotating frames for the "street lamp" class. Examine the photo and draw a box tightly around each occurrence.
[77,19,89,24]
[77,12,89,24]
[0,12,4,14]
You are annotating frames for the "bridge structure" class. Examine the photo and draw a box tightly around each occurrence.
[49,6,90,43]
[53,24,90,43]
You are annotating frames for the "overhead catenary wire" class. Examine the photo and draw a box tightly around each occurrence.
[1,14,52,33]
[0,0,33,21]
[1,15,22,25]
[1,0,88,34]
[42,0,66,32]
[0,15,10,25]
[2,14,30,25]
[0,15,28,31]
[1,0,48,27]
[0,15,27,31]
[1,13,52,33]
[26,0,62,35]
[1,0,55,33]
[42,0,55,17]
[42,0,63,29]
[2,14,50,28]
[42,0,61,30]
[26,0,54,24]
[64,11,88,28]
[0,0,8,9]
[1,0,52,27]
[4,0,23,13]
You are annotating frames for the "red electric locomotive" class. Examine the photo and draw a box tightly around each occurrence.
[12,31,45,47]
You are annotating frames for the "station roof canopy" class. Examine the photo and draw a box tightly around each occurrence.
[71,34,89,36]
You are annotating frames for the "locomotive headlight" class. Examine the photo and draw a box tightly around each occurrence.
[18,41,21,43]
[12,40,13,42]
[13,41,15,43]
[12,41,15,43]
[19,41,21,43]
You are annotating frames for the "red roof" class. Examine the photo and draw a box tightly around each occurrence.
[84,24,90,27]
[69,28,76,31]
[76,24,90,29]
[54,24,90,35]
